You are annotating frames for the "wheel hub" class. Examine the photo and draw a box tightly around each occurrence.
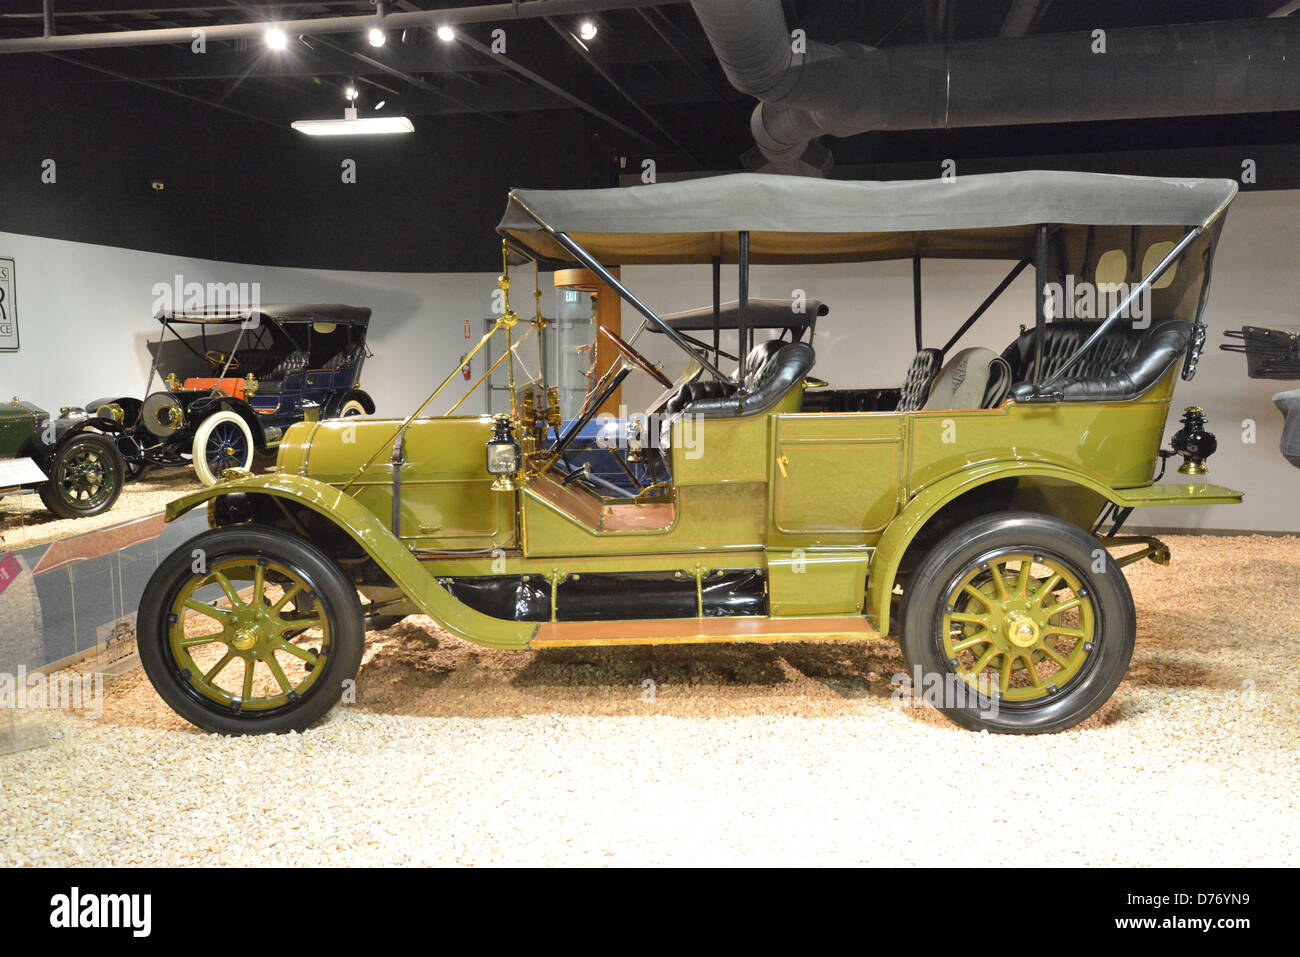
[1005,613,1041,648]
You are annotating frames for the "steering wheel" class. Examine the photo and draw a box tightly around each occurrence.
[205,350,240,372]
[599,325,673,388]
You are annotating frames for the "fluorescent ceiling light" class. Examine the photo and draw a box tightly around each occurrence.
[265,27,288,50]
[291,116,414,136]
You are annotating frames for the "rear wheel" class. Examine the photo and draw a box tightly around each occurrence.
[39,432,124,519]
[899,512,1135,734]
[137,525,364,734]
[192,410,255,485]
[334,398,367,418]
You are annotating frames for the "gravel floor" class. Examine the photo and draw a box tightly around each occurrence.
[0,467,203,551]
[1,534,1297,866]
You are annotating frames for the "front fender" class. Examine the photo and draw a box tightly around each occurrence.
[165,473,538,650]
[865,461,1243,636]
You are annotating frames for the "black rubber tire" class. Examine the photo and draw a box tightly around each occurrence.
[899,511,1136,734]
[137,524,364,735]
[38,431,124,519]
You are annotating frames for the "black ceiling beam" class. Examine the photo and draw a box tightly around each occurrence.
[451,28,667,151]
[0,0,684,54]
[543,16,699,161]
[635,5,738,109]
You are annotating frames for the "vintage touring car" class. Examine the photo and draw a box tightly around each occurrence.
[138,171,1242,735]
[90,304,374,486]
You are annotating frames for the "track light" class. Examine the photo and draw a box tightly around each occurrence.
[344,85,359,102]
[436,25,455,42]
[265,27,288,50]
[578,21,597,41]
[368,28,386,47]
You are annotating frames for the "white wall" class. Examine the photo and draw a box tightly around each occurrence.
[2,188,1297,532]
[0,230,552,418]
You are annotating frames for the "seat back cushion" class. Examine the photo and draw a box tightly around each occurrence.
[1004,319,1190,402]
[896,348,943,411]
[687,342,815,418]
[923,348,1012,411]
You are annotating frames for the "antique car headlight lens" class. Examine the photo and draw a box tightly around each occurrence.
[95,402,125,425]
[141,392,185,437]
[486,439,520,475]
[485,415,520,476]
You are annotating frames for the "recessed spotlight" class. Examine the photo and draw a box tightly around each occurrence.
[578,21,597,41]
[265,27,288,51]
[344,85,359,102]
[436,25,455,42]
[368,28,386,47]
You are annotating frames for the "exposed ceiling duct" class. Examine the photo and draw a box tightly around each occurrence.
[688,0,1300,175]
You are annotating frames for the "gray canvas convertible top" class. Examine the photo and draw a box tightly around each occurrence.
[498,170,1238,266]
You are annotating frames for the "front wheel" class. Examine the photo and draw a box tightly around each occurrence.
[192,410,255,486]
[137,525,364,734]
[39,431,124,519]
[900,512,1135,734]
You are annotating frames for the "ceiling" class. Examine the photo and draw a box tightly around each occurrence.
[2,0,1299,172]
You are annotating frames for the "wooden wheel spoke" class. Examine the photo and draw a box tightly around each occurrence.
[242,659,255,700]
[204,650,235,682]
[264,653,293,694]
[1016,560,1032,597]
[212,572,244,609]
[970,645,999,676]
[999,653,1014,692]
[270,584,302,616]
[988,562,1010,600]
[1022,653,1043,686]
[951,630,991,653]
[1044,625,1086,638]
[1040,644,1070,667]
[949,612,989,625]
[253,564,265,604]
[1043,597,1081,619]
[276,640,319,666]
[178,631,226,648]
[1033,573,1063,605]
[960,585,992,607]
[184,599,231,622]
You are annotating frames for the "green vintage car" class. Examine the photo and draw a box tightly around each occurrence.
[0,398,125,520]
[138,171,1243,735]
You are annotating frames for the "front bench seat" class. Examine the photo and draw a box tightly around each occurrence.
[687,341,816,417]
[1003,319,1192,402]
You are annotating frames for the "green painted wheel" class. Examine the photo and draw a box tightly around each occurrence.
[941,551,1095,704]
[138,525,363,734]
[901,511,1135,734]
[39,431,124,519]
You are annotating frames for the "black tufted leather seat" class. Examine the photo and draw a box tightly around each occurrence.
[269,349,309,379]
[687,341,816,417]
[1002,319,1191,402]
[325,342,366,371]
[896,348,944,411]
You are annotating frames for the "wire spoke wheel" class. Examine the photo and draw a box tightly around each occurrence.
[941,551,1095,705]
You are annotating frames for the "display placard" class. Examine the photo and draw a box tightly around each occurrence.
[0,258,16,352]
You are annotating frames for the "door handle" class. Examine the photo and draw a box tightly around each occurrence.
[776,454,789,478]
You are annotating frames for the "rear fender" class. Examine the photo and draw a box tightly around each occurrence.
[165,473,537,650]
[866,462,1242,635]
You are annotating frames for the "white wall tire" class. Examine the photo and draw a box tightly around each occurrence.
[335,398,367,418]
[192,410,255,486]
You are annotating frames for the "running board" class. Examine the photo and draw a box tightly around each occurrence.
[530,616,879,648]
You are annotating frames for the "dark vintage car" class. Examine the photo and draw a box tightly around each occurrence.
[90,304,375,485]
[0,398,125,519]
